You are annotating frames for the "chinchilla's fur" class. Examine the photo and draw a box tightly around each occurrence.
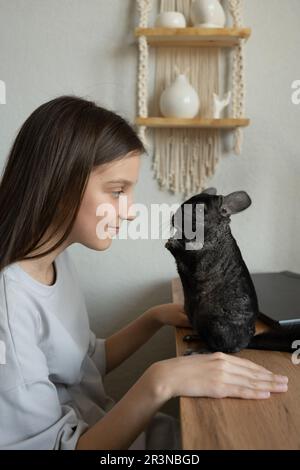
[165,188,258,353]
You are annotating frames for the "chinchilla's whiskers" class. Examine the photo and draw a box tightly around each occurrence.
[160,219,173,236]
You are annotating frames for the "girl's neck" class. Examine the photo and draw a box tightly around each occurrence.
[17,229,72,286]
[17,259,57,286]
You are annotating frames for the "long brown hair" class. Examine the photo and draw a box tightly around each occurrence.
[0,95,146,271]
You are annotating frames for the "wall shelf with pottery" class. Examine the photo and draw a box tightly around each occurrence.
[136,0,251,197]
[135,27,251,48]
[136,117,250,129]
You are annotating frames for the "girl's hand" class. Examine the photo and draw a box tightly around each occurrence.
[148,303,192,328]
[152,352,289,401]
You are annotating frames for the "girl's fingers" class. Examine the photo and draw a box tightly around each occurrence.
[222,372,288,393]
[220,362,288,384]
[181,313,192,325]
[209,352,287,379]
[224,385,271,400]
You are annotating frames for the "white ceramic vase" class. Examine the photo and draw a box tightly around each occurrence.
[160,74,200,119]
[213,91,232,118]
[191,0,226,28]
[155,11,187,28]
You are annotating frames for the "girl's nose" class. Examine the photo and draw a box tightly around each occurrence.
[126,213,137,221]
[119,194,137,222]
[120,209,137,222]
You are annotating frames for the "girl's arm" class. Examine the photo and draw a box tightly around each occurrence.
[75,363,166,450]
[76,353,288,450]
[104,303,190,374]
[105,309,161,374]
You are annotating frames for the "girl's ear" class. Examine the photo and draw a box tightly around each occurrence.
[220,191,252,217]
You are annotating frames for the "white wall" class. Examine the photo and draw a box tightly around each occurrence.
[0,0,299,418]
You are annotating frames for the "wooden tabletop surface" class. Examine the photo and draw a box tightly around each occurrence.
[172,277,300,450]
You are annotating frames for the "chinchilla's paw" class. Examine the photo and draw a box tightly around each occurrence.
[183,348,211,356]
[183,334,202,343]
[183,348,194,355]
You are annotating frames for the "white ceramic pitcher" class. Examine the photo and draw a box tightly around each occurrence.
[191,0,226,28]
[160,73,200,118]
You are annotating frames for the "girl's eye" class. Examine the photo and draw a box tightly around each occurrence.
[112,191,124,199]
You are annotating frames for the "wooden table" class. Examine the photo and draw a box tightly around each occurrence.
[172,277,300,450]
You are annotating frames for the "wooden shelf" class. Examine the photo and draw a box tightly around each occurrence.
[136,117,250,129]
[135,27,251,48]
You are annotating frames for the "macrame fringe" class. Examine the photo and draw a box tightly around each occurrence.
[228,0,246,155]
[136,0,247,197]
[137,0,152,150]
[150,0,221,198]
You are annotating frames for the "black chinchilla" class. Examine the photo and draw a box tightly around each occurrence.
[165,188,299,354]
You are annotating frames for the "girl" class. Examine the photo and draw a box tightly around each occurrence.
[0,96,288,450]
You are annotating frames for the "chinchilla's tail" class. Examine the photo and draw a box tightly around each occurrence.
[247,325,300,353]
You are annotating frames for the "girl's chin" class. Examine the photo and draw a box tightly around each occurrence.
[82,236,113,251]
[98,234,114,245]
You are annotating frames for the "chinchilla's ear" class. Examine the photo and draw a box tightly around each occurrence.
[201,187,217,196]
[220,191,252,217]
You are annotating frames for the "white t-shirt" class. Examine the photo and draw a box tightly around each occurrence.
[0,248,180,450]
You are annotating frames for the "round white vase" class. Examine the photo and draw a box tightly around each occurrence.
[160,74,200,119]
[191,0,226,28]
[155,11,187,28]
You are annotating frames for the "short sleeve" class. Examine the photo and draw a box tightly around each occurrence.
[87,329,107,377]
[0,382,89,450]
[0,286,89,450]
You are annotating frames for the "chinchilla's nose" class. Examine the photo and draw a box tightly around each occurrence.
[165,239,171,250]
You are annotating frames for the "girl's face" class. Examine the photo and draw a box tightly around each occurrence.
[70,153,141,251]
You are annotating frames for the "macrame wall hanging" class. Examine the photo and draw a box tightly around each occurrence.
[136,0,250,198]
